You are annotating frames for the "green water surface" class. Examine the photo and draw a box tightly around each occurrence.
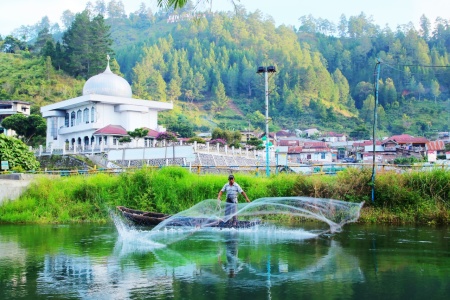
[0,223,449,299]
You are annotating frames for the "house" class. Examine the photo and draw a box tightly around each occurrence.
[0,100,31,136]
[437,132,449,142]
[283,141,333,163]
[303,128,320,138]
[426,140,446,162]
[277,138,312,147]
[40,58,173,150]
[327,141,355,160]
[240,130,258,143]
[321,131,347,142]
[275,130,296,139]
[383,134,428,152]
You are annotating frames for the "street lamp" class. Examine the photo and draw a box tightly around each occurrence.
[257,65,276,176]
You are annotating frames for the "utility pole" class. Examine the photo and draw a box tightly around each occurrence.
[257,66,277,177]
[371,59,382,202]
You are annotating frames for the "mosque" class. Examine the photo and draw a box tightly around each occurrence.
[40,57,173,150]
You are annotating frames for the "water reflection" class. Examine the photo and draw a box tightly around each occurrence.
[3,224,448,299]
[23,226,363,299]
[220,231,241,278]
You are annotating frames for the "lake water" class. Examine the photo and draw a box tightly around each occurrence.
[0,221,449,300]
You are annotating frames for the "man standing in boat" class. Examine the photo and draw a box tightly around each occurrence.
[217,174,250,226]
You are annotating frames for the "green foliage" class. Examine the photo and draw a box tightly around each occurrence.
[1,114,46,145]
[128,127,149,139]
[1,167,449,224]
[0,53,84,103]
[0,134,40,171]
[349,125,370,140]
[187,137,206,144]
[61,11,113,78]
[393,157,426,165]
[167,115,195,138]
[2,8,450,138]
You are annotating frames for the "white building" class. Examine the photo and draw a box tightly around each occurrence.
[0,100,31,136]
[40,59,173,150]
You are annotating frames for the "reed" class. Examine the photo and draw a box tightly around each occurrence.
[0,166,448,224]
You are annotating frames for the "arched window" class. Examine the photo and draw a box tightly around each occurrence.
[83,108,89,124]
[76,110,82,125]
[70,112,75,127]
[91,106,95,123]
[65,113,69,127]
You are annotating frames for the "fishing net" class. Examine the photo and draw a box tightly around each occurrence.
[150,197,364,236]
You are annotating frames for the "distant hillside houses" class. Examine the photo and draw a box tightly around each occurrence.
[274,131,448,164]
[167,12,205,23]
[0,100,31,136]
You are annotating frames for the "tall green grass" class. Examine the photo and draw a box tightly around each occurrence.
[0,166,448,224]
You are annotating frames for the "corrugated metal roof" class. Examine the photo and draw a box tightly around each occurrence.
[389,134,428,144]
[426,140,445,151]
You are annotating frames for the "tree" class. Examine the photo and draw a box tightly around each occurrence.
[349,125,370,140]
[211,81,229,113]
[0,135,40,171]
[107,0,126,19]
[416,82,425,101]
[167,115,195,138]
[167,78,182,102]
[246,137,264,150]
[419,14,431,40]
[1,114,46,145]
[360,94,375,124]
[1,35,26,53]
[94,0,107,16]
[34,28,53,54]
[156,131,178,161]
[62,10,113,78]
[127,127,149,147]
[430,79,441,103]
[61,10,75,30]
[157,0,189,9]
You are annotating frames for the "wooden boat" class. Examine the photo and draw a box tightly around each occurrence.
[116,206,261,228]
[116,206,171,226]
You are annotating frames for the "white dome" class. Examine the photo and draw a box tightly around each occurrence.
[83,63,132,98]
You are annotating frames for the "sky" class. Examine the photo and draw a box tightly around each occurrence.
[1,0,449,37]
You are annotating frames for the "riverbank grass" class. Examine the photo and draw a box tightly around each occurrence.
[0,166,448,224]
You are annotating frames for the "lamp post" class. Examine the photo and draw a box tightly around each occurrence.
[257,65,276,176]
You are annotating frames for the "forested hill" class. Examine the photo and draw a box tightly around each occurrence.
[1,5,449,138]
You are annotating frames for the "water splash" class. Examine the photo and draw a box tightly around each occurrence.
[146,197,363,244]
[112,197,363,246]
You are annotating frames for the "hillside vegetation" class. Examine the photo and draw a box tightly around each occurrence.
[0,53,84,110]
[1,3,450,137]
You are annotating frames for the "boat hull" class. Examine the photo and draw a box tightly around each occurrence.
[116,206,260,228]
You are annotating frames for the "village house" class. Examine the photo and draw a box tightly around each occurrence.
[302,128,320,138]
[0,100,31,136]
[40,58,173,151]
[277,141,333,164]
[437,132,449,142]
[426,140,447,162]
[275,130,297,139]
[240,130,258,143]
[383,134,428,153]
[320,131,347,142]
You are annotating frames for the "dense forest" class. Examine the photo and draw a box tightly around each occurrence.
[0,0,449,139]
